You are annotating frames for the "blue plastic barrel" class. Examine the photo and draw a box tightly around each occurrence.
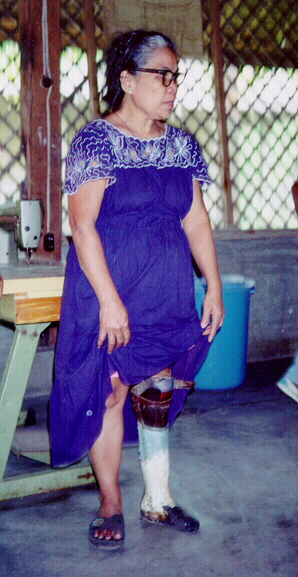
[195,275,255,390]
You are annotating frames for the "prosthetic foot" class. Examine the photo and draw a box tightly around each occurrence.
[131,369,199,531]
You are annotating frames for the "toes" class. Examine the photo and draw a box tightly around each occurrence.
[95,529,121,541]
[90,514,125,545]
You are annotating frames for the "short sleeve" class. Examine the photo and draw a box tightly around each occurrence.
[64,120,116,195]
[188,136,212,187]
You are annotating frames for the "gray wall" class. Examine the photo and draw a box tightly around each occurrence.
[214,232,297,362]
[0,233,297,394]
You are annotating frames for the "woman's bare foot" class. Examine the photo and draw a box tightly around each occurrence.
[89,511,125,546]
[94,498,124,541]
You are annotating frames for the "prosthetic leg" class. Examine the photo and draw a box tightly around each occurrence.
[130,368,199,532]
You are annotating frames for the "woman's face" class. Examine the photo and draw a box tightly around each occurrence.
[125,48,179,120]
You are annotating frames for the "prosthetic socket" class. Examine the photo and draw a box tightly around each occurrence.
[130,368,176,521]
[130,368,173,428]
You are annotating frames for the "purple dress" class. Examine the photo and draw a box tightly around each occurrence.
[50,119,212,467]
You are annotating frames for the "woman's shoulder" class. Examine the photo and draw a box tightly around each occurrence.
[67,119,114,162]
[71,118,110,145]
[64,119,116,194]
[165,124,207,168]
[166,124,198,147]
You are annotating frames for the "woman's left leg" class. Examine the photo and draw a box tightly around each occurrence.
[89,374,128,542]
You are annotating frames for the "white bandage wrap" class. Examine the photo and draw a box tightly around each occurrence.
[138,423,175,519]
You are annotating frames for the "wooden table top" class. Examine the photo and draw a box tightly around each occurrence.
[0,263,65,298]
[0,263,65,324]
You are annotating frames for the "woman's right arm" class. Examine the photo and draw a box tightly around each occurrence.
[68,179,130,353]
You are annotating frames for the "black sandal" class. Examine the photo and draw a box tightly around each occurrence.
[89,514,125,548]
[141,505,199,532]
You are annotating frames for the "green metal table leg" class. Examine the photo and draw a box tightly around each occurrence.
[0,322,95,501]
[0,323,50,481]
[0,466,95,501]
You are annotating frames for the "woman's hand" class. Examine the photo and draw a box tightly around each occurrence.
[201,289,225,343]
[98,298,130,354]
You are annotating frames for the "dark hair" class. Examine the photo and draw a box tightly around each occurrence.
[103,30,177,115]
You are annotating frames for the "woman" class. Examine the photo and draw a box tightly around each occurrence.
[50,29,224,548]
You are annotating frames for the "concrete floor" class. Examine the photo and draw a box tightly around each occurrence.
[0,359,297,577]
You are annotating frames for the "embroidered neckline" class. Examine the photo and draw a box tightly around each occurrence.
[64,119,212,196]
[97,120,209,172]
[99,118,168,142]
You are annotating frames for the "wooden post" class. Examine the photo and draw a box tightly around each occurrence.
[19,0,62,261]
[210,0,233,227]
[83,0,100,119]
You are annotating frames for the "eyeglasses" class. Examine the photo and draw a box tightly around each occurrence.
[133,68,186,87]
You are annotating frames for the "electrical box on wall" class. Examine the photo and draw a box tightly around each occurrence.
[0,199,43,263]
[18,200,42,250]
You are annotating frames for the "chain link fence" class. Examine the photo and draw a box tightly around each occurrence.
[0,39,25,208]
[220,0,298,229]
[0,0,297,235]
